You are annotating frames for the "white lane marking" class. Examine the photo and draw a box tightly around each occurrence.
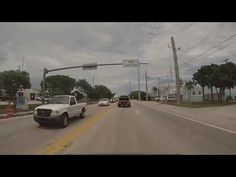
[158,109,236,135]
[135,109,140,114]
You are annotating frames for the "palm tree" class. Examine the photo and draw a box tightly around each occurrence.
[193,67,207,101]
[152,86,158,97]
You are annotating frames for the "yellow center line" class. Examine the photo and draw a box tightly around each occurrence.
[39,106,112,155]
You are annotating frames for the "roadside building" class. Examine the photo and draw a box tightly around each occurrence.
[181,84,202,102]
[181,84,236,102]
[158,83,177,99]
[152,81,236,102]
[23,88,41,101]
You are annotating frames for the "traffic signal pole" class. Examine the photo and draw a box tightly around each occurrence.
[42,61,148,103]
[138,63,141,101]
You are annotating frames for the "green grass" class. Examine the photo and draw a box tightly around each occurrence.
[0,104,41,114]
[163,101,236,108]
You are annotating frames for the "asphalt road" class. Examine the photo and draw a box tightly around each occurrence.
[1,101,236,154]
[0,104,101,154]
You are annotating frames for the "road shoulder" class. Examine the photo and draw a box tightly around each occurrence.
[133,100,236,133]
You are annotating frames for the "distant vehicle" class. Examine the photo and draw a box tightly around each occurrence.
[110,98,118,103]
[34,95,87,128]
[167,96,177,102]
[155,96,165,102]
[98,98,110,106]
[166,94,177,102]
[118,95,131,107]
[36,96,42,101]
[35,96,52,103]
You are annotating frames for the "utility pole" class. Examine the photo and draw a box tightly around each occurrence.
[145,70,148,101]
[170,36,181,104]
[92,75,94,87]
[138,62,141,101]
[22,56,25,72]
[129,81,132,97]
[42,68,48,104]
[167,75,170,95]
[170,66,173,84]
[157,76,160,90]
[156,77,159,97]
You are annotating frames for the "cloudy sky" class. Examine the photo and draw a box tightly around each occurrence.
[0,22,236,95]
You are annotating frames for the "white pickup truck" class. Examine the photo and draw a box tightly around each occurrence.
[34,95,87,128]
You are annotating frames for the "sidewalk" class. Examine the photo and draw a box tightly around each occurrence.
[0,100,42,105]
[139,101,236,132]
[0,111,34,119]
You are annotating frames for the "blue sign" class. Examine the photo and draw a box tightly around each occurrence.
[19,97,25,105]
[16,97,26,105]
[16,97,28,110]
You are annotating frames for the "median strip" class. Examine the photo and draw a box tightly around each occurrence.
[39,107,111,155]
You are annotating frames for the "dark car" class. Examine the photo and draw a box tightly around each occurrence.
[118,95,131,107]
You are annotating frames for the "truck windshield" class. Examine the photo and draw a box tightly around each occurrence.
[49,96,69,104]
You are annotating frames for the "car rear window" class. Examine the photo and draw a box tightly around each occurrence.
[119,96,129,100]
[99,98,109,101]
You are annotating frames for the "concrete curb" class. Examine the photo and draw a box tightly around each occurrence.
[0,102,97,119]
[0,111,34,119]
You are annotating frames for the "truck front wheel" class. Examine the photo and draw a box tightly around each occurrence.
[61,113,68,128]
[80,109,85,119]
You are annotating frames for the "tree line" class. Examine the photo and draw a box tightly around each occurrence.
[0,70,114,101]
[187,62,236,102]
[0,70,31,97]
[41,75,114,101]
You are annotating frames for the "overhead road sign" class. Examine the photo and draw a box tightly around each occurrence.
[82,63,98,70]
[123,59,139,67]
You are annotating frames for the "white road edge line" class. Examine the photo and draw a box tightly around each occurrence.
[158,109,236,135]
[135,109,140,114]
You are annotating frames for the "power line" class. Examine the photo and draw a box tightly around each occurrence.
[180,48,224,72]
[182,37,236,68]
[178,24,226,72]
[0,56,43,72]
[174,24,195,41]
[179,33,236,68]
[179,23,224,55]
[145,24,195,49]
